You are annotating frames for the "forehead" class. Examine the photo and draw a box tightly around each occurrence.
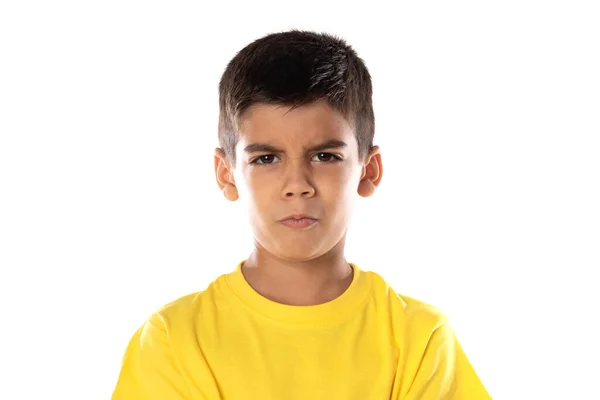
[237,100,356,148]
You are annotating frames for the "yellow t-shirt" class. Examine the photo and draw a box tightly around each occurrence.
[112,263,490,399]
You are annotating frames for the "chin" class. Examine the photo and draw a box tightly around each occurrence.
[271,242,320,261]
[253,227,344,261]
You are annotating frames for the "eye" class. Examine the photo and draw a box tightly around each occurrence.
[312,152,342,163]
[250,154,279,165]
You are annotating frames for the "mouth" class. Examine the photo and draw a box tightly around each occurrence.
[279,215,318,230]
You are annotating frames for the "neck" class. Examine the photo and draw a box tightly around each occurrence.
[241,240,353,306]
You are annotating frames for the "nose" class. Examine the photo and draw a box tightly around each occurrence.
[281,163,316,199]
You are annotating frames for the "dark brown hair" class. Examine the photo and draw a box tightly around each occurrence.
[218,30,375,164]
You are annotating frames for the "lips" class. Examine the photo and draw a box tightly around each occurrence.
[279,214,318,229]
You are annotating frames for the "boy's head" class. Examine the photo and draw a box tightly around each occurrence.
[214,30,383,262]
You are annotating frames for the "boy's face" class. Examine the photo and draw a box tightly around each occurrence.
[215,99,382,262]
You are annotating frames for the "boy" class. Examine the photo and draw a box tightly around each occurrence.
[111,30,491,399]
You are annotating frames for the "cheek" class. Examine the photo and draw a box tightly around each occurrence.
[329,165,360,190]
[238,171,273,208]
[236,167,258,196]
[318,168,358,201]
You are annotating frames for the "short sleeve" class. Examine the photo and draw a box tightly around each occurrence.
[111,313,191,400]
[403,323,491,400]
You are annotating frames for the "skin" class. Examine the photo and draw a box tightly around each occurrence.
[214,99,383,306]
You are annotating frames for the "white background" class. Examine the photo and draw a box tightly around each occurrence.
[1,1,599,399]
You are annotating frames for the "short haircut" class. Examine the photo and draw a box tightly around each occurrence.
[218,30,375,165]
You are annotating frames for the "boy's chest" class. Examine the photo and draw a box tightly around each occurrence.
[176,313,401,400]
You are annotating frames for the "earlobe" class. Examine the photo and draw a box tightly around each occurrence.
[214,148,239,202]
[357,179,376,197]
[223,184,239,201]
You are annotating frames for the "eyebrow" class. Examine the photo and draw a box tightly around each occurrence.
[243,139,348,154]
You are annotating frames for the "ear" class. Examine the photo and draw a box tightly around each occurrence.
[214,148,239,201]
[357,145,383,198]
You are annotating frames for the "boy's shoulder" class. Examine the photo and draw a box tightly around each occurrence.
[365,267,449,331]
[146,271,230,326]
